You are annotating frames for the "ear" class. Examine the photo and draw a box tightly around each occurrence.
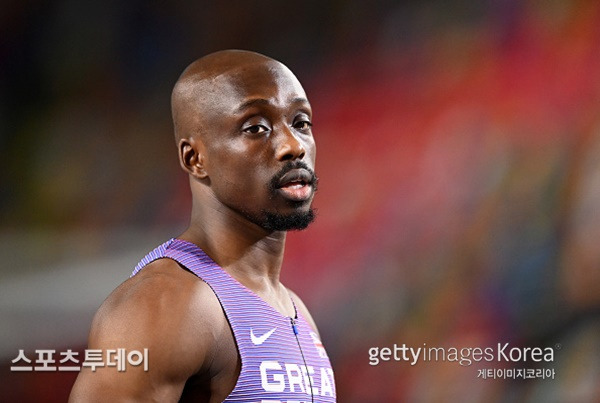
[178,137,208,180]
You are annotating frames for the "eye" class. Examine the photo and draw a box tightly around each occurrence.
[293,120,313,131]
[243,124,269,135]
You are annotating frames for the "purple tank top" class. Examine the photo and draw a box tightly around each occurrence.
[131,238,336,402]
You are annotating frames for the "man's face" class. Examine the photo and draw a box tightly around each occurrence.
[197,60,317,231]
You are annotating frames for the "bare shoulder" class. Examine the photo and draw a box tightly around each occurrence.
[92,257,227,359]
[286,288,321,336]
[70,258,228,402]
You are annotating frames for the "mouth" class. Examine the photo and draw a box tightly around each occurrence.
[276,169,315,202]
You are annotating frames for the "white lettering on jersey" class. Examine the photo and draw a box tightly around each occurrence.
[260,361,285,392]
[306,365,319,395]
[297,365,319,395]
[260,360,333,398]
[320,367,335,396]
[284,363,305,393]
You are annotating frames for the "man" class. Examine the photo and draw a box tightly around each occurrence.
[69,50,336,402]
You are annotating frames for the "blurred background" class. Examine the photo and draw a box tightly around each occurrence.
[2,0,600,401]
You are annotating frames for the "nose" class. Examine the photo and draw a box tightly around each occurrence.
[275,126,306,161]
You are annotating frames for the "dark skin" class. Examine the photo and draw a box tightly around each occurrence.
[69,50,320,402]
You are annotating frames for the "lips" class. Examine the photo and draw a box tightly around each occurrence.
[276,168,315,201]
[277,169,313,188]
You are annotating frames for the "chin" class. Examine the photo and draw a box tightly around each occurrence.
[259,208,316,231]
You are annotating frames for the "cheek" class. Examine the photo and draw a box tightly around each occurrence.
[209,147,269,196]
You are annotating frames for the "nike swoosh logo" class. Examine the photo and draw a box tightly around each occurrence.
[250,328,276,345]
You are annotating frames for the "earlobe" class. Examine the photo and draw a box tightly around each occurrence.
[179,138,208,179]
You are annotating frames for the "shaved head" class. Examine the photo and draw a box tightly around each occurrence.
[170,49,316,232]
[171,50,297,143]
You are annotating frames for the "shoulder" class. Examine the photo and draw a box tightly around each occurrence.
[70,257,229,401]
[286,288,321,336]
[95,257,228,371]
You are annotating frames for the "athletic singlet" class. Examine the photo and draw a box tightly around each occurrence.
[131,238,336,403]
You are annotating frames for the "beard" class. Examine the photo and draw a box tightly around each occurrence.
[260,208,316,231]
[244,161,318,231]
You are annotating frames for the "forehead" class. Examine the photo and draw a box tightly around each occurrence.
[208,61,308,112]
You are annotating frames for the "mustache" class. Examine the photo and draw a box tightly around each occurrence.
[269,161,319,191]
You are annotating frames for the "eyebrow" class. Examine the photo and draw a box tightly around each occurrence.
[234,97,310,114]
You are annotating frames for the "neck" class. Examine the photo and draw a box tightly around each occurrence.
[179,192,287,289]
